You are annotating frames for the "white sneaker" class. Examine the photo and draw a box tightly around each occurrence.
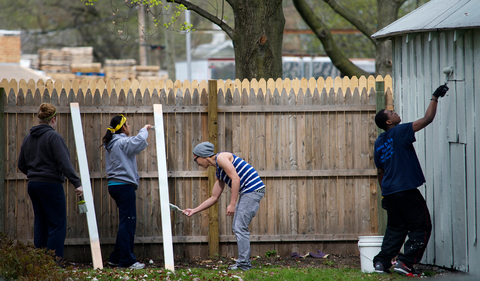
[128,262,145,269]
[228,264,239,270]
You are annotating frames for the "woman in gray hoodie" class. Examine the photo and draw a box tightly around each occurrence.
[102,114,152,269]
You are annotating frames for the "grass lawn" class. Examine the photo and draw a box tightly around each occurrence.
[70,266,414,280]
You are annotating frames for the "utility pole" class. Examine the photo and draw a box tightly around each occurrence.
[185,10,191,81]
[138,4,147,66]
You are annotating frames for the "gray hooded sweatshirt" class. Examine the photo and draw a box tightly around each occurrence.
[105,128,148,189]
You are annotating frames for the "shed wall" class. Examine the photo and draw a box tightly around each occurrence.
[392,29,480,274]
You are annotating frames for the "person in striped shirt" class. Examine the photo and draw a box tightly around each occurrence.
[183,141,265,271]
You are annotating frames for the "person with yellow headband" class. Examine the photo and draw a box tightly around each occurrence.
[102,114,153,269]
[18,103,83,265]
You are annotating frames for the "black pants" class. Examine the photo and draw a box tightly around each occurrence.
[108,184,138,267]
[373,188,432,269]
[28,182,67,260]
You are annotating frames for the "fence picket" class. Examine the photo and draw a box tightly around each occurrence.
[279,88,289,255]
[297,89,307,238]
[91,89,103,249]
[100,88,111,241]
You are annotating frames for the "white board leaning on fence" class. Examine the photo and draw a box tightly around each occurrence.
[153,104,175,271]
[70,102,103,269]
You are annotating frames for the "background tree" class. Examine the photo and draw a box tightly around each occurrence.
[151,0,285,80]
[0,0,427,79]
[0,0,141,62]
[291,0,428,77]
[292,0,369,77]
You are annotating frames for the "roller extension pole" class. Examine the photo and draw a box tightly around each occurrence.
[153,104,175,272]
[70,103,103,269]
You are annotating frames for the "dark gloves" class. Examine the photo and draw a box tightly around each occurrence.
[432,84,449,98]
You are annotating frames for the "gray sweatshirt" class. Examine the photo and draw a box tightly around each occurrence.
[105,128,149,188]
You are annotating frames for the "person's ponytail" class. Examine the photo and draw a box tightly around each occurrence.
[101,115,126,150]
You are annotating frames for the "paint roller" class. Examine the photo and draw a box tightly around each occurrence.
[169,203,183,212]
[443,66,453,85]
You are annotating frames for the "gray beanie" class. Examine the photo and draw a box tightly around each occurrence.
[193,141,215,157]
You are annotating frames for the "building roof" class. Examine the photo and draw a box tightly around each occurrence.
[372,0,480,39]
[0,63,49,82]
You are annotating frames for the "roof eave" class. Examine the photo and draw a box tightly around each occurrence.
[372,26,477,40]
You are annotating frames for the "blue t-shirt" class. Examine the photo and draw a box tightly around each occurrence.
[374,122,425,196]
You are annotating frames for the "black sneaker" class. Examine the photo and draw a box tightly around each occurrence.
[394,261,420,277]
[374,262,391,274]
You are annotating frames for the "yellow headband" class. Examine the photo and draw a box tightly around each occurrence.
[107,115,126,133]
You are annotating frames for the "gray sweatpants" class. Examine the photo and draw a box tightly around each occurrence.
[232,191,264,270]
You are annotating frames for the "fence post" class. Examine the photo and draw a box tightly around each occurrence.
[207,80,219,257]
[0,87,4,234]
[375,81,387,235]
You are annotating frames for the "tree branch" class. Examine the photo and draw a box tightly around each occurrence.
[293,0,368,78]
[394,0,408,7]
[323,0,375,44]
[169,0,234,39]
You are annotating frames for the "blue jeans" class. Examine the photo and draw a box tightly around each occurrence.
[108,184,138,267]
[232,191,264,270]
[28,182,67,260]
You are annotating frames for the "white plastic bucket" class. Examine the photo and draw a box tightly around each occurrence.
[358,236,384,273]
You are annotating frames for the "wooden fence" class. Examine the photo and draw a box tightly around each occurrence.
[0,76,393,262]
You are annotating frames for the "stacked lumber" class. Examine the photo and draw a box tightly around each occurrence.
[39,46,96,79]
[71,63,102,73]
[134,65,160,80]
[39,49,71,73]
[61,47,94,64]
[104,59,136,80]
[67,48,101,80]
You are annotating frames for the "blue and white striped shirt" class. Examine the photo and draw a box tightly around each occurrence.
[215,153,265,194]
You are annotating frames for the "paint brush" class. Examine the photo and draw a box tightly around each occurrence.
[169,203,183,212]
[77,196,88,214]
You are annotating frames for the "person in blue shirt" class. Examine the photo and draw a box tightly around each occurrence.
[372,84,449,276]
[183,142,265,271]
[102,114,153,269]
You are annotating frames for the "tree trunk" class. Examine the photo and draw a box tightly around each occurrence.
[231,0,285,80]
[375,0,406,76]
